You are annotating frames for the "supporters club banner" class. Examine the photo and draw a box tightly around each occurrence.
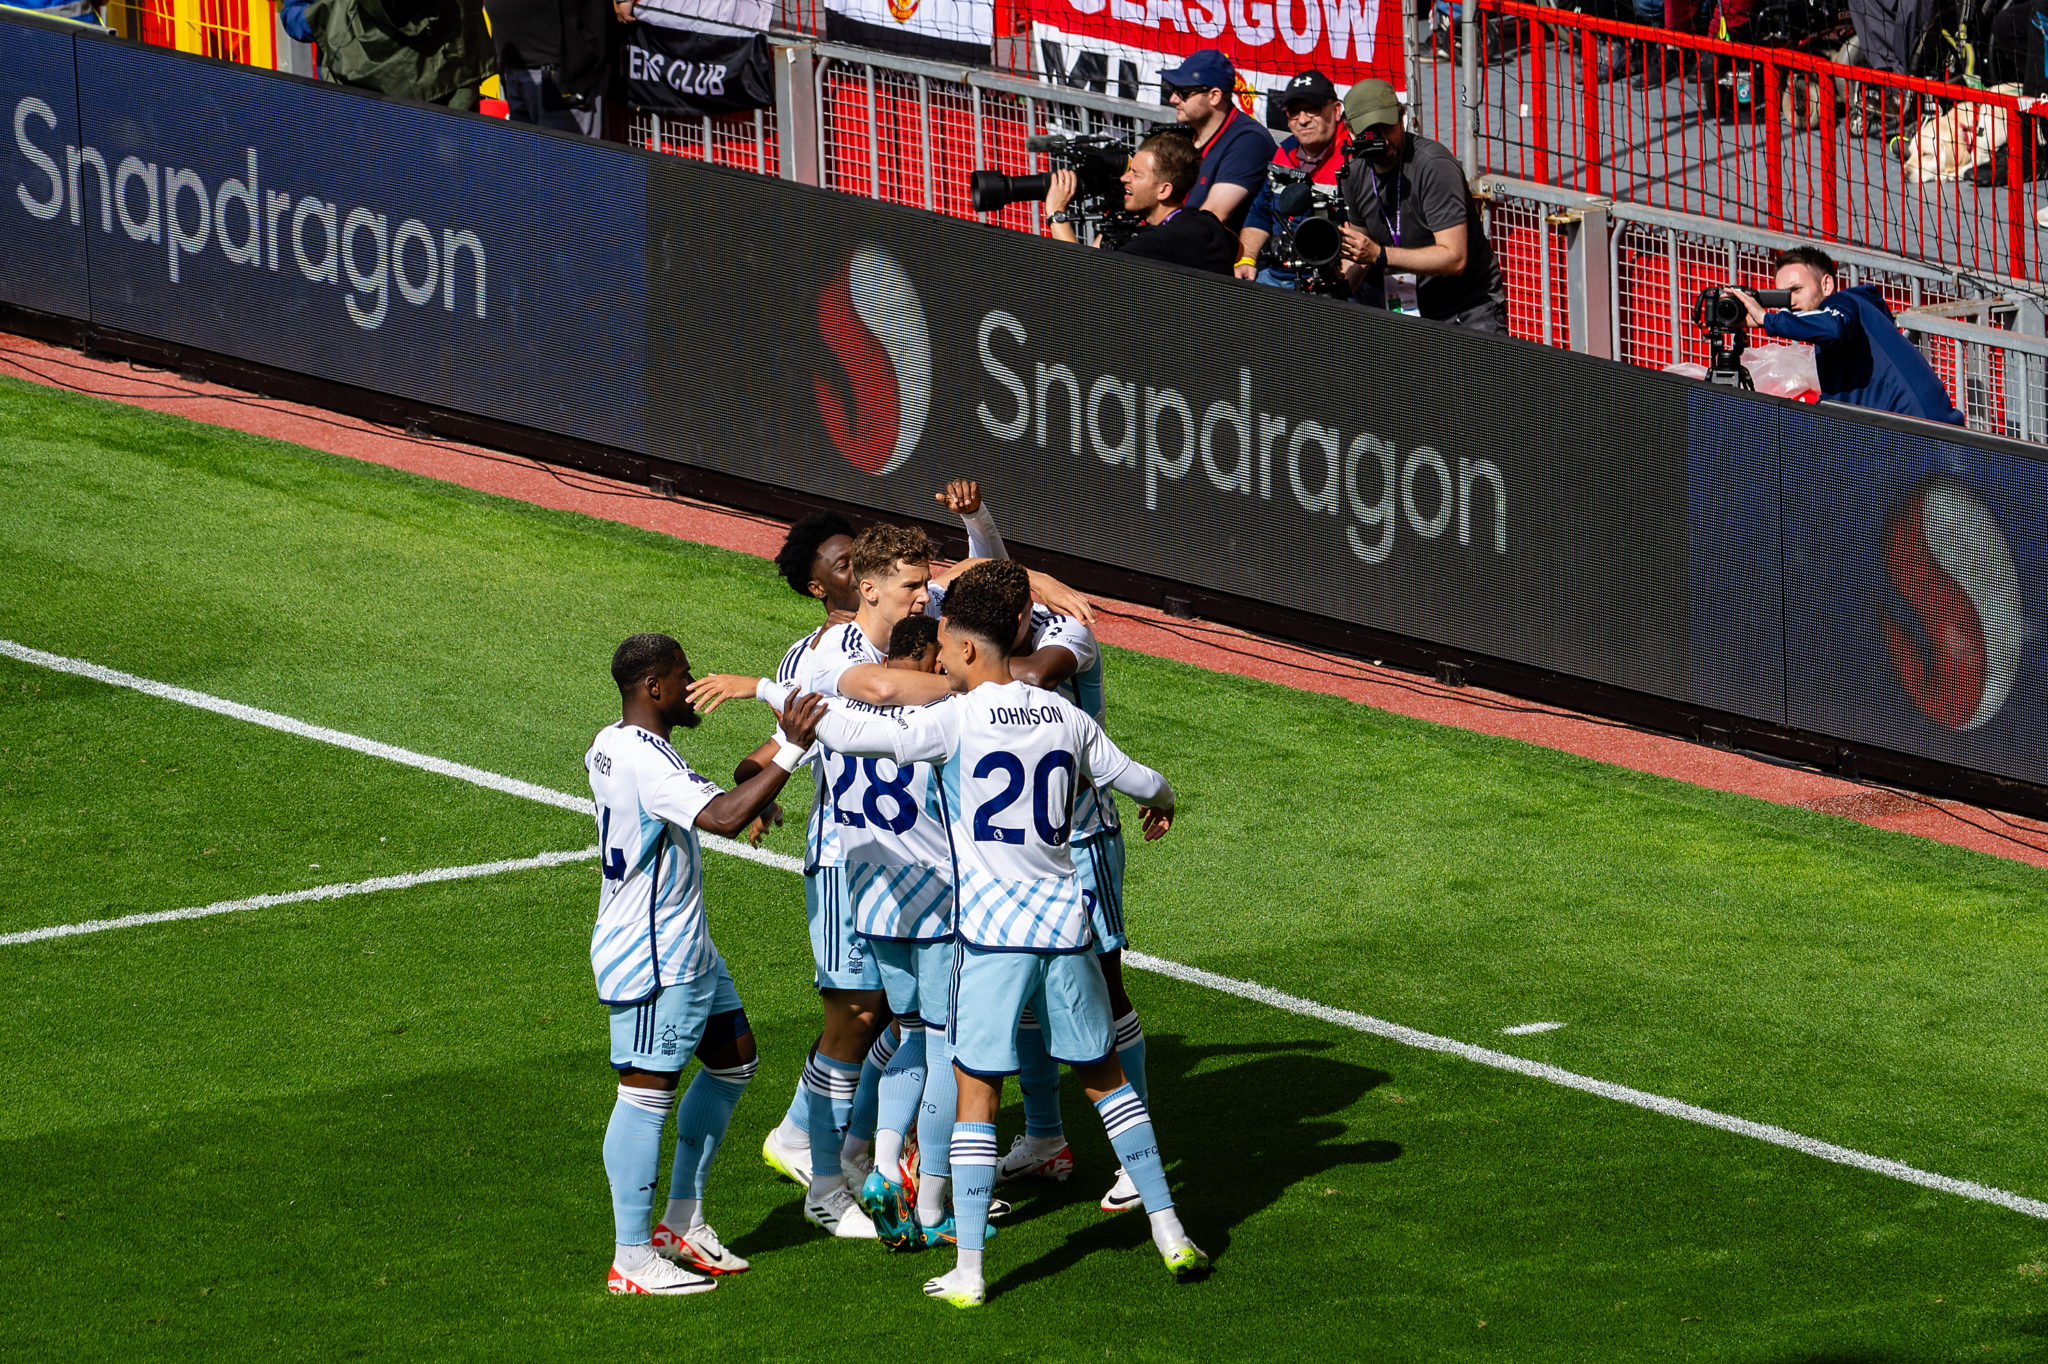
[1025,0,1404,108]
[622,20,773,116]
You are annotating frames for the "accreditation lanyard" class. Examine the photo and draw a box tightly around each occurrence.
[1368,165,1420,314]
[1368,165,1402,243]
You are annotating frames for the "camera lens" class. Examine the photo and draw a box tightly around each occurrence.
[1292,216,1344,270]
[969,170,1053,214]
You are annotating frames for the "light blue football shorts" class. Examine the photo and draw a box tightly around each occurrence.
[866,934,957,1025]
[806,864,882,992]
[948,943,1114,1078]
[608,956,747,1073]
[1072,829,1127,954]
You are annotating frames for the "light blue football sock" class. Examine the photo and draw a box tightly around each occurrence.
[916,1027,957,1188]
[669,1059,756,1202]
[1095,1083,1172,1213]
[603,1083,675,1245]
[876,1024,927,1149]
[1113,1010,1149,1105]
[802,1051,862,1179]
[848,1024,899,1143]
[781,1072,810,1143]
[1016,1011,1065,1138]
[949,1122,999,1252]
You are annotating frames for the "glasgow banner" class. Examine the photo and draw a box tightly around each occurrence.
[1024,0,1405,112]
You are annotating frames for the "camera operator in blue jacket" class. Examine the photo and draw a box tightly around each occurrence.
[1732,245,1964,425]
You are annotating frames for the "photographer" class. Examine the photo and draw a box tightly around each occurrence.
[1044,130,1240,275]
[1335,80,1509,332]
[1729,246,1964,425]
[1235,70,1352,289]
[1157,49,1276,232]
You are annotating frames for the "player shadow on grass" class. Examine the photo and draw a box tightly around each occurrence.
[987,1031,1399,1297]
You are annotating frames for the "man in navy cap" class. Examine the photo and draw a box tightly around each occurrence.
[1157,49,1276,234]
[1235,69,1353,289]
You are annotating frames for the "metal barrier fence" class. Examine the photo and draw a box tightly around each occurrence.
[809,42,1166,236]
[43,12,2048,445]
[101,0,274,66]
[1480,174,2048,441]
[1416,0,2045,285]
[624,106,781,176]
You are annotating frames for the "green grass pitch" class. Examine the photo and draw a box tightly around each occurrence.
[4,373,2048,1360]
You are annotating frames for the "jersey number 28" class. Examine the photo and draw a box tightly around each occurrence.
[830,756,918,833]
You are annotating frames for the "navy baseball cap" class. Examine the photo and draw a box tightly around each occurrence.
[1160,49,1234,94]
[1279,69,1340,111]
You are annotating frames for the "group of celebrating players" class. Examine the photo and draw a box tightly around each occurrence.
[584,482,1206,1307]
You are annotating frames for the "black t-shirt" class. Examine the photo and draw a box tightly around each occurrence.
[1111,207,1240,275]
[484,0,614,96]
[1339,134,1505,321]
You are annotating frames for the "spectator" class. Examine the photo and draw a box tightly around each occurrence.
[1237,69,1352,289]
[483,0,621,136]
[1156,49,1276,233]
[280,0,317,43]
[1044,129,1240,275]
[1731,246,1964,425]
[10,0,103,22]
[301,0,496,112]
[1846,0,1941,74]
[1335,79,1509,331]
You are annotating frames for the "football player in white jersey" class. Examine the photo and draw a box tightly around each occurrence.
[726,491,1094,1205]
[835,614,962,1251]
[805,562,1208,1307]
[586,632,826,1295]
[761,524,939,1239]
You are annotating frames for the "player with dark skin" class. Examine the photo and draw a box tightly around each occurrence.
[614,648,827,1098]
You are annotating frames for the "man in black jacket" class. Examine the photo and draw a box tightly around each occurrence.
[1044,130,1239,276]
[485,0,619,134]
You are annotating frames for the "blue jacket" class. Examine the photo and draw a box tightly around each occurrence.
[1761,284,1964,425]
[280,0,317,44]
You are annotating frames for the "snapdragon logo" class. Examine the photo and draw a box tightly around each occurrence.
[12,97,486,331]
[974,311,1506,566]
[814,244,929,476]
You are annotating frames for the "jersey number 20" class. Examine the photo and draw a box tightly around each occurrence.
[972,749,1074,846]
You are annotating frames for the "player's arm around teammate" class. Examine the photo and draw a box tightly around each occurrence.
[808,567,1201,1307]
[590,632,826,1296]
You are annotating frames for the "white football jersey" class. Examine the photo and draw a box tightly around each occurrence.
[585,721,723,1005]
[926,583,1119,842]
[810,680,1170,952]
[779,621,887,872]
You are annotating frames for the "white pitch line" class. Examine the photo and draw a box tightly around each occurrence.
[1126,951,2048,1221]
[0,637,802,876]
[1502,1021,1567,1035]
[1,849,602,946]
[9,636,2046,1223]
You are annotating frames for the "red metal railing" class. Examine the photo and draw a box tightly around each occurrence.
[1420,1,2044,281]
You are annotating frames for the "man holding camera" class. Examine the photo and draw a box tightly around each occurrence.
[1044,131,1240,275]
[1157,50,1276,233]
[1729,246,1964,425]
[1235,70,1353,289]
[1335,80,1508,332]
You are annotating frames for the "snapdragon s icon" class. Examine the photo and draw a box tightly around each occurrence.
[814,244,929,476]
